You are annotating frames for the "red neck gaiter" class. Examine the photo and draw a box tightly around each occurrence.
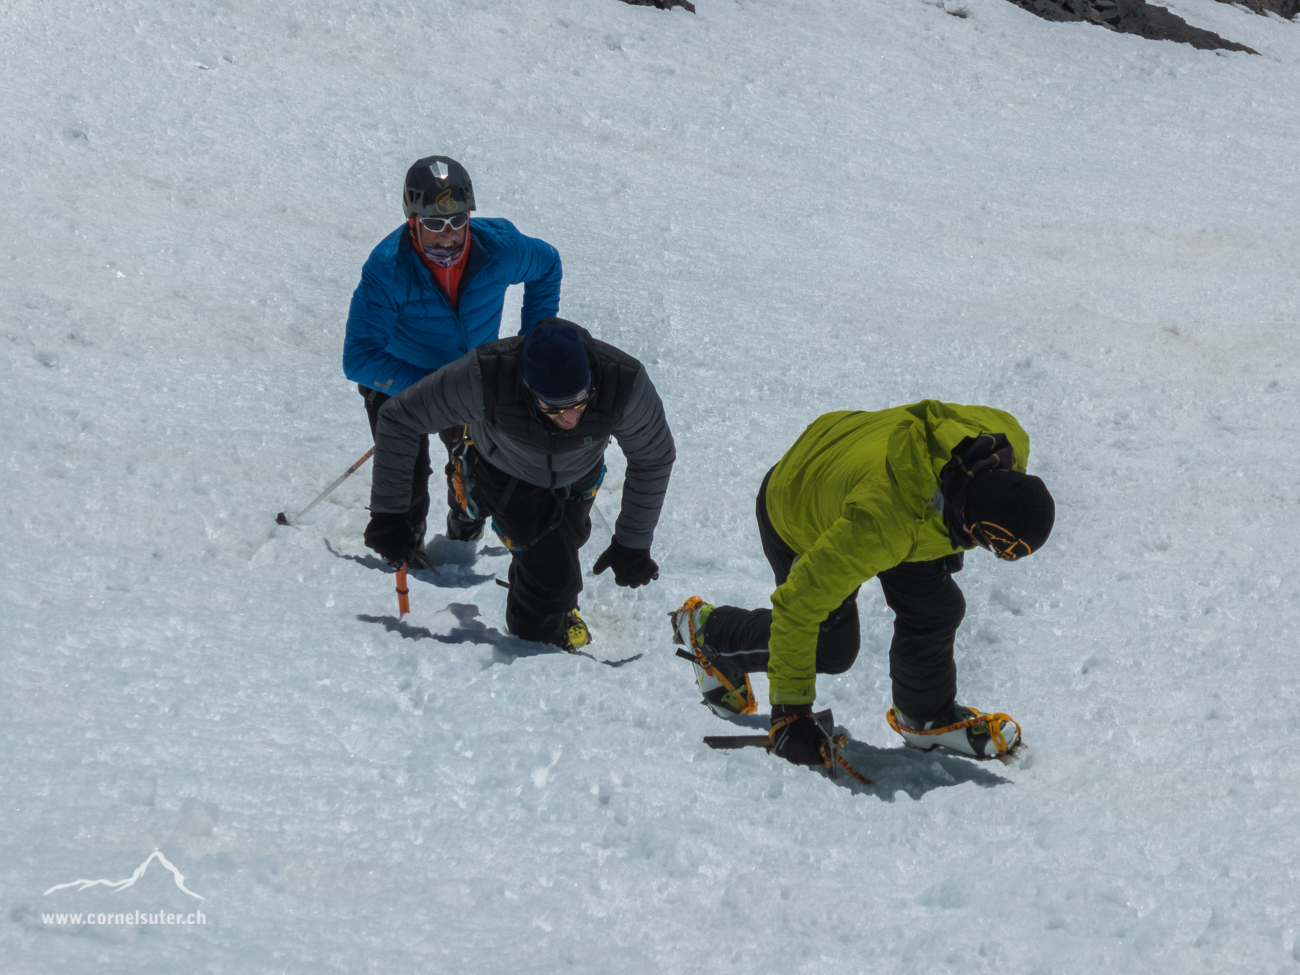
[410,217,471,311]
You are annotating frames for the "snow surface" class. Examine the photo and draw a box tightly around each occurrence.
[3,0,1300,971]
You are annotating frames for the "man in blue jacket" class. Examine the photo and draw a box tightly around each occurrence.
[344,156,563,562]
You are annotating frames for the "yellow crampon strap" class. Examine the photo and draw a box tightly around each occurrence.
[885,706,1021,754]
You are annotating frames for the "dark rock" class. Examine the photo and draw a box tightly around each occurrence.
[1130,2,1257,50]
[1006,0,1257,52]
[619,0,696,10]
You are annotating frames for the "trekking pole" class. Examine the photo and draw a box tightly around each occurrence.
[396,563,411,618]
[276,447,376,526]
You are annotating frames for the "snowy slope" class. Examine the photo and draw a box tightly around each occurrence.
[3,0,1300,971]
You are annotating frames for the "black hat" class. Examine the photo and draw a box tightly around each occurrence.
[964,470,1055,560]
[522,320,592,404]
[403,156,475,218]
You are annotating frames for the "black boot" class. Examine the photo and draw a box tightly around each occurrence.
[445,508,485,543]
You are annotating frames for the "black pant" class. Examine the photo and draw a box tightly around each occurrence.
[702,469,966,723]
[360,385,449,537]
[465,450,601,646]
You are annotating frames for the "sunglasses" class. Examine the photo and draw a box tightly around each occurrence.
[536,390,591,417]
[970,521,1032,562]
[417,213,469,233]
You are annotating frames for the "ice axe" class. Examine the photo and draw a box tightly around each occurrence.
[703,709,872,785]
[396,563,410,618]
[276,447,375,526]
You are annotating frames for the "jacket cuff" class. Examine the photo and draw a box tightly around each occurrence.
[768,679,816,707]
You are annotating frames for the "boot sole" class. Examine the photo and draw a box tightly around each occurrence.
[898,736,1027,763]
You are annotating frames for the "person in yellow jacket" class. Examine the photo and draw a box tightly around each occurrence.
[670,400,1055,766]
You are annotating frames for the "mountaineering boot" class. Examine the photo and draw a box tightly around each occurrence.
[886,701,1022,758]
[445,507,485,543]
[670,596,756,716]
[558,610,591,654]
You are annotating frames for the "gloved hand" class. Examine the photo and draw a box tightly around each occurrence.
[592,536,659,588]
[364,511,417,568]
[769,703,830,768]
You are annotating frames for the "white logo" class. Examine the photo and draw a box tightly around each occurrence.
[44,850,205,901]
[430,161,449,180]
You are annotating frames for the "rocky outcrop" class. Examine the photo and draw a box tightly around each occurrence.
[620,0,1287,51]
[1008,0,1257,53]
[619,0,696,10]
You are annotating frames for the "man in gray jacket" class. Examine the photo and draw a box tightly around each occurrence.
[364,319,675,652]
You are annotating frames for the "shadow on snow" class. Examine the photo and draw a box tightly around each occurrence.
[324,538,499,589]
[702,709,1012,800]
[355,603,642,668]
[831,737,1012,801]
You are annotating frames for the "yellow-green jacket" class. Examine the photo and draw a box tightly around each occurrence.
[765,400,1030,705]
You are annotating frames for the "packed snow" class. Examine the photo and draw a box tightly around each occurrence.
[3,0,1300,971]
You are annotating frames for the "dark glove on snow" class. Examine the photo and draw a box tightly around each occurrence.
[364,511,417,568]
[592,536,659,588]
[769,704,830,768]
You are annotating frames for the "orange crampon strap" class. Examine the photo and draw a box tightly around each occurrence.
[886,706,1021,754]
[696,649,757,714]
[679,597,706,649]
[827,734,872,785]
[673,597,757,715]
[770,723,873,784]
[768,713,802,745]
[770,714,831,770]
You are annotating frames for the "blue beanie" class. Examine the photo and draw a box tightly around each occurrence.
[522,320,591,403]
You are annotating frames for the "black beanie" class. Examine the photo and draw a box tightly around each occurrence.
[522,320,592,403]
[964,470,1055,560]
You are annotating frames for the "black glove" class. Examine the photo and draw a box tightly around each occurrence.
[592,536,659,588]
[364,511,417,568]
[769,704,830,768]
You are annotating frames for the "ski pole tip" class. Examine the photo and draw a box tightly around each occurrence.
[275,512,290,526]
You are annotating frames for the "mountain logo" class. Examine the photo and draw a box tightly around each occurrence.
[43,850,205,901]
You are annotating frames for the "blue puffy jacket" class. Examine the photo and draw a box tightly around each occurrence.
[343,218,562,394]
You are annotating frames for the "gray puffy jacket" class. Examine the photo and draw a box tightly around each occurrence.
[371,329,675,549]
